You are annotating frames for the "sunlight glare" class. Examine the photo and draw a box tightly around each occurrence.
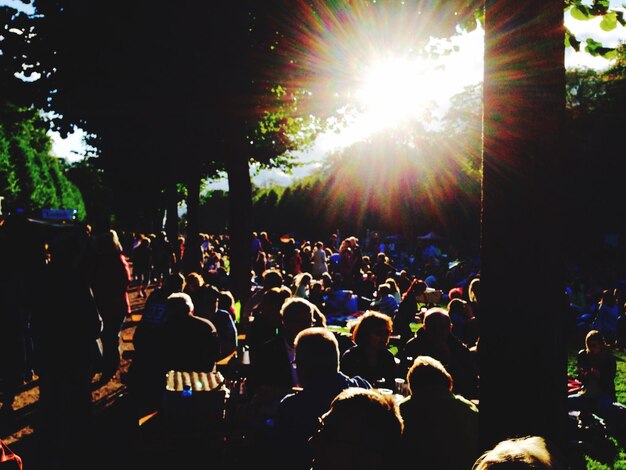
[356,57,433,129]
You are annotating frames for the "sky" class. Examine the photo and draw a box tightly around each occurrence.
[2,0,624,189]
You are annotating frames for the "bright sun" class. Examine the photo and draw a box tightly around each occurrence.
[356,57,433,129]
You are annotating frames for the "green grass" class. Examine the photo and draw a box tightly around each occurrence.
[569,347,626,470]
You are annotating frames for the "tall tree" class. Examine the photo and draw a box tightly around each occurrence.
[480,0,567,449]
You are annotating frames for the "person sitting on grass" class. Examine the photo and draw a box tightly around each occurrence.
[340,311,398,390]
[273,327,371,470]
[399,308,479,400]
[568,329,622,431]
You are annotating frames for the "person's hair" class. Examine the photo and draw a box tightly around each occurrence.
[99,229,124,254]
[448,298,469,318]
[377,283,391,297]
[423,308,451,332]
[294,327,340,384]
[197,283,220,303]
[403,278,427,301]
[281,297,315,327]
[316,387,404,462]
[219,290,235,310]
[585,329,606,350]
[262,269,283,288]
[184,272,205,291]
[448,287,463,299]
[292,272,313,296]
[385,277,400,294]
[165,292,194,320]
[406,355,453,393]
[468,277,481,303]
[260,286,291,312]
[472,435,563,469]
[352,311,393,345]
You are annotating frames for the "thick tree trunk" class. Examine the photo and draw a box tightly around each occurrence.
[480,0,568,450]
[226,150,253,305]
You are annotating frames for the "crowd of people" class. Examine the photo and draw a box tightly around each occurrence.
[1,219,625,469]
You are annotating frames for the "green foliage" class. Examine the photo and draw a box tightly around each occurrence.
[0,103,85,219]
[565,0,625,56]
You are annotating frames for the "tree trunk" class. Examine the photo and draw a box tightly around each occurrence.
[480,0,568,451]
[164,180,179,263]
[182,173,203,275]
[226,149,253,305]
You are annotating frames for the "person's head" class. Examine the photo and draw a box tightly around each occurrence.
[406,355,453,394]
[376,283,391,298]
[422,308,452,341]
[294,272,313,291]
[162,272,186,295]
[262,269,284,289]
[281,297,316,343]
[448,287,463,300]
[97,229,124,254]
[599,288,616,307]
[468,277,481,303]
[258,286,291,325]
[194,284,220,317]
[309,387,404,470]
[294,327,340,386]
[584,329,606,355]
[184,272,205,295]
[404,278,427,300]
[385,278,400,294]
[472,435,563,470]
[448,298,471,320]
[352,311,393,350]
[165,292,194,321]
[219,290,235,312]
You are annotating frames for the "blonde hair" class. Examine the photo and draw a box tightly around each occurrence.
[472,436,562,470]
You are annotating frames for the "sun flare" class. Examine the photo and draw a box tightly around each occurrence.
[356,57,433,129]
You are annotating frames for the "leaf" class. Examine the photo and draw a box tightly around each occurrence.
[599,12,617,31]
[585,38,616,58]
[616,11,625,27]
[570,5,592,20]
[590,0,610,15]
[565,29,581,51]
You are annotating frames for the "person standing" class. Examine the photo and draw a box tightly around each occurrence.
[30,232,103,469]
[90,229,132,384]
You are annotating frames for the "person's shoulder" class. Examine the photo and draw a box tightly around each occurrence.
[452,393,479,413]
[190,314,218,333]
[345,374,372,389]
[341,344,359,358]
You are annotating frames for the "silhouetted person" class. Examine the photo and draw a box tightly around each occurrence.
[90,229,132,384]
[273,327,371,469]
[30,232,103,470]
[309,387,404,470]
[399,355,479,470]
[340,311,398,389]
[399,307,479,399]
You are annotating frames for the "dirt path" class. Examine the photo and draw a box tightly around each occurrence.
[0,285,149,469]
